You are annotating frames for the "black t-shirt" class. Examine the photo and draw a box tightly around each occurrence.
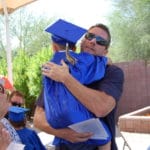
[36,65,124,150]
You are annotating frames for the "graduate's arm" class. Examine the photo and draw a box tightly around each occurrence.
[33,106,93,143]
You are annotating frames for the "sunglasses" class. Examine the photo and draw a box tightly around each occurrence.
[11,102,22,107]
[84,32,109,46]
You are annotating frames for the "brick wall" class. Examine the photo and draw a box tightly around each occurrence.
[115,60,150,121]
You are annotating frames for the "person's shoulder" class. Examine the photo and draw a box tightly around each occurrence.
[23,127,34,132]
[77,52,107,62]
[24,127,38,135]
[106,64,124,79]
[107,64,123,72]
[18,127,35,136]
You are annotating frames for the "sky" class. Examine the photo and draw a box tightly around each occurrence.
[1,0,114,48]
[26,0,114,29]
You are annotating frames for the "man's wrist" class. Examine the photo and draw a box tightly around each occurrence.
[62,73,71,84]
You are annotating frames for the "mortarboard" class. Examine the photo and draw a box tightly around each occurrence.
[8,106,29,122]
[45,19,87,46]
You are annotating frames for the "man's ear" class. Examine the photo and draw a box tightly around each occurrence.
[103,49,108,55]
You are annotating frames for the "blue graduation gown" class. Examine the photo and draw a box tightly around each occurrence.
[43,51,111,145]
[16,127,46,150]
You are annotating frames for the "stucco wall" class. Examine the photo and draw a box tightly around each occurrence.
[115,60,150,121]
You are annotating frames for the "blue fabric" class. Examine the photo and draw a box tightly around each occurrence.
[16,127,46,150]
[43,51,111,145]
[53,119,111,147]
[45,19,87,45]
[36,64,124,149]
[8,106,29,122]
[51,35,75,47]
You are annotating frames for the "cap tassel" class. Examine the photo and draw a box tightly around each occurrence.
[66,43,76,65]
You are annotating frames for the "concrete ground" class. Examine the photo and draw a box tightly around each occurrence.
[29,122,150,150]
[116,131,150,150]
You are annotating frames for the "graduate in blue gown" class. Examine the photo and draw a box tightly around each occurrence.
[8,106,46,150]
[42,19,111,146]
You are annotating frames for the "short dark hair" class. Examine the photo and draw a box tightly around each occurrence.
[9,90,24,102]
[89,23,111,48]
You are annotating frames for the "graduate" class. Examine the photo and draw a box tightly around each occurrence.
[42,19,111,146]
[8,106,46,150]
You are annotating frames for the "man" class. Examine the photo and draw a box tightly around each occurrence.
[34,23,124,150]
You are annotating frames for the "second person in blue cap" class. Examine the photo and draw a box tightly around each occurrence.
[8,106,46,150]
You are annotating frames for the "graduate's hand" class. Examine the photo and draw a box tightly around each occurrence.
[42,60,70,83]
[57,128,93,143]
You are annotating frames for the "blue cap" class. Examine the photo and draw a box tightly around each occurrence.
[8,106,29,122]
[45,19,87,46]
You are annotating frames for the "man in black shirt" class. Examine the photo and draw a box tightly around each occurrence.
[34,23,124,150]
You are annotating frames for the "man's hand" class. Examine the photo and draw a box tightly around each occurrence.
[34,107,93,143]
[57,128,93,143]
[42,60,69,83]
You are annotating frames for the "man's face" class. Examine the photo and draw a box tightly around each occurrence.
[81,27,108,56]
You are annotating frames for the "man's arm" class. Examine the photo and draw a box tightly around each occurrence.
[33,106,93,143]
[63,75,115,117]
[42,61,116,117]
[33,106,56,135]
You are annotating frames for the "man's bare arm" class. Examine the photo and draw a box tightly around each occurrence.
[33,106,93,143]
[42,61,116,117]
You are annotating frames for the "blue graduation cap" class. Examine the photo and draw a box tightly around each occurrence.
[8,106,29,122]
[45,19,87,46]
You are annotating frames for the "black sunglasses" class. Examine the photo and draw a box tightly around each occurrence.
[84,32,109,46]
[11,102,22,107]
